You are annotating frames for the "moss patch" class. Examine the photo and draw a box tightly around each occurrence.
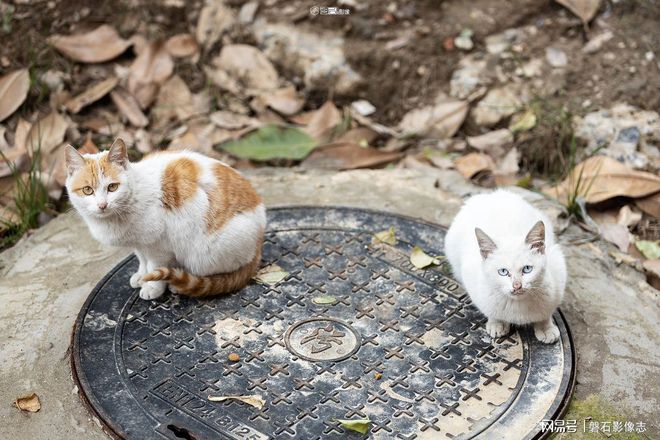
[551,395,650,439]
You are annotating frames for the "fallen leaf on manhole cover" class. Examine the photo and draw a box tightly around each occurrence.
[13,393,41,412]
[208,395,265,410]
[410,246,442,269]
[312,295,337,305]
[373,226,397,245]
[335,418,372,434]
[254,264,288,285]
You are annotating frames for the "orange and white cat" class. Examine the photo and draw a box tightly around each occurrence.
[65,139,266,300]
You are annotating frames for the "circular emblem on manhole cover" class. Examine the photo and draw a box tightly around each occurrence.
[285,318,361,362]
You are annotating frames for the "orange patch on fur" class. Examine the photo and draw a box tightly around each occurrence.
[161,158,200,209]
[70,152,122,195]
[206,164,261,232]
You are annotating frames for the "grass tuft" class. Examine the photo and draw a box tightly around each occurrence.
[0,145,50,250]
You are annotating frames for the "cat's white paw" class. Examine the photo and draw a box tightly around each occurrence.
[534,322,560,344]
[139,281,166,300]
[130,272,144,288]
[169,284,181,295]
[486,319,511,339]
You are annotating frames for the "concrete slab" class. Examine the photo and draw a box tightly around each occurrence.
[1,168,658,439]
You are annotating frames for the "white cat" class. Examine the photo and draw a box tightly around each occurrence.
[65,139,266,300]
[444,189,567,343]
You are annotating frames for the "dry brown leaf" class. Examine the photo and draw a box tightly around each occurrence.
[0,69,30,122]
[303,142,402,170]
[617,205,642,229]
[128,41,174,109]
[26,112,69,154]
[208,395,264,410]
[65,77,119,113]
[152,75,196,129]
[111,89,149,127]
[209,111,258,130]
[13,118,31,152]
[196,0,235,49]
[599,223,630,252]
[41,142,68,199]
[14,393,41,412]
[495,147,519,176]
[336,127,379,146]
[260,86,304,116]
[48,25,131,63]
[542,156,660,204]
[165,33,199,58]
[467,129,513,158]
[79,134,99,154]
[555,0,601,24]
[168,122,214,154]
[635,193,660,219]
[304,101,342,141]
[0,126,7,150]
[454,152,495,179]
[399,99,468,138]
[213,45,279,92]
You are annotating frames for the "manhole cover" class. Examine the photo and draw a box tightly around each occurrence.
[72,207,575,440]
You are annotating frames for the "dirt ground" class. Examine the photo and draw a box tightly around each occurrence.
[3,0,658,126]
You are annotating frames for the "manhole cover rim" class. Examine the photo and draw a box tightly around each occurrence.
[71,205,576,440]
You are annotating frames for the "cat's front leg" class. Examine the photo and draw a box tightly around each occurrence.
[130,250,148,288]
[486,318,511,339]
[533,317,560,344]
[139,257,169,300]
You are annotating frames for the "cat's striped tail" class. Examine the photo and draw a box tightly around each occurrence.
[142,248,261,297]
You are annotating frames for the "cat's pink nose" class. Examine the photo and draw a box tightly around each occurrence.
[513,281,522,290]
[98,202,108,210]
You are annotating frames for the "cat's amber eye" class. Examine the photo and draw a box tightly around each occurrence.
[108,183,119,192]
[522,265,533,274]
[82,186,94,195]
[497,268,509,276]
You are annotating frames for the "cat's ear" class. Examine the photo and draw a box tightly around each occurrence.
[525,221,545,254]
[108,138,128,168]
[475,227,497,260]
[64,145,85,176]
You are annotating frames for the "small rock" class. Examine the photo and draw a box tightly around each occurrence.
[399,96,468,138]
[545,47,568,68]
[449,55,488,99]
[645,51,655,61]
[485,28,525,54]
[471,86,521,127]
[582,30,614,54]
[454,29,474,51]
[573,103,659,169]
[521,58,543,77]
[467,129,513,157]
[252,20,362,95]
[39,70,67,92]
[239,1,259,24]
[351,100,376,116]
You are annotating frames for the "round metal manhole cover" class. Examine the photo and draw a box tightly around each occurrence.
[72,206,575,440]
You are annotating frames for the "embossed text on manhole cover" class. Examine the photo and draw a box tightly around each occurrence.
[72,207,574,440]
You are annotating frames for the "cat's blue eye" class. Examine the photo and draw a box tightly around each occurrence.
[522,265,533,274]
[497,268,509,276]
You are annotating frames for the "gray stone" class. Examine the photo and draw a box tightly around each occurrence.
[449,54,488,100]
[471,86,522,127]
[1,168,658,438]
[573,103,659,169]
[252,20,362,95]
[545,47,568,68]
